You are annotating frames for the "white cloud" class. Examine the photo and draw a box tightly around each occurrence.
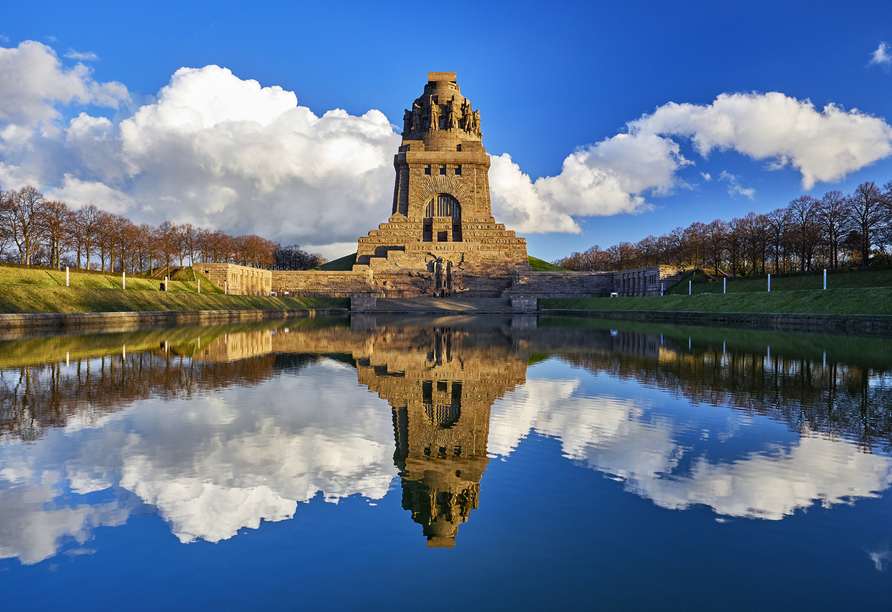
[491,91,892,231]
[633,92,892,190]
[718,170,755,199]
[870,42,891,67]
[701,172,711,181]
[868,545,891,571]
[64,49,98,61]
[489,154,581,233]
[50,174,133,213]
[0,41,127,126]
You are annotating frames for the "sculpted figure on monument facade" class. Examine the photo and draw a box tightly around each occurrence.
[429,102,440,131]
[412,101,422,132]
[460,99,471,131]
[471,110,481,137]
[447,96,458,130]
[403,109,412,135]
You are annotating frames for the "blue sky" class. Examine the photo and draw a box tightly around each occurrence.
[2,0,892,260]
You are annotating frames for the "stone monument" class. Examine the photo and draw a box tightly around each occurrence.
[353,72,531,297]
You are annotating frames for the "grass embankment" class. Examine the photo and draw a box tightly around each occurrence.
[529,257,568,271]
[667,268,892,294]
[0,263,347,313]
[315,253,357,271]
[541,286,892,316]
[0,263,224,294]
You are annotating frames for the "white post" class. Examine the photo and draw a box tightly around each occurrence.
[122,271,126,290]
[198,278,201,294]
[66,267,69,287]
[165,276,169,292]
[123,345,126,359]
[824,269,827,290]
[225,281,228,295]
[723,277,726,294]
[689,280,692,295]
[768,274,771,292]
[66,351,69,366]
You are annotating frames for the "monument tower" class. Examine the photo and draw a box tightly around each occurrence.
[353,72,530,297]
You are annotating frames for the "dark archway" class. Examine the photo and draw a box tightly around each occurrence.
[423,194,462,242]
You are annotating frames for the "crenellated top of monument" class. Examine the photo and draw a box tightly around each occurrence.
[401,72,482,148]
[428,71,456,83]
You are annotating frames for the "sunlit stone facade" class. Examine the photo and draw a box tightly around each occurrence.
[352,72,531,297]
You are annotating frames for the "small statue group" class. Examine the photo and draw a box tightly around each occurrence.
[403,95,481,137]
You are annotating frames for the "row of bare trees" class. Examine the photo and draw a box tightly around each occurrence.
[0,186,325,273]
[555,181,892,275]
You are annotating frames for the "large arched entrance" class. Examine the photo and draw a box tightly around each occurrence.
[423,194,462,242]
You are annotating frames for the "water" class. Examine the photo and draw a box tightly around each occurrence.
[0,315,890,610]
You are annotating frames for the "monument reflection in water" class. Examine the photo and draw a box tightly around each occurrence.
[1,316,891,610]
[356,321,526,547]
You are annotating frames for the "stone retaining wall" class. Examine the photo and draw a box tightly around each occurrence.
[271,270,376,297]
[503,271,614,298]
[193,263,685,299]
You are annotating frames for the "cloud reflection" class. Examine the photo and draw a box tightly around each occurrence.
[491,379,892,520]
[0,361,397,562]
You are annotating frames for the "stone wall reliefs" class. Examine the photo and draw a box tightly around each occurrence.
[198,263,272,296]
[417,175,472,215]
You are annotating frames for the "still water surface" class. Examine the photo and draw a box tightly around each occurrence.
[1,315,891,610]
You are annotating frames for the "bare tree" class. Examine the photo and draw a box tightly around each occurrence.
[817,190,847,269]
[765,208,789,273]
[704,219,727,277]
[787,195,819,272]
[74,205,104,270]
[39,200,70,269]
[156,221,179,272]
[847,181,888,266]
[684,222,708,270]
[726,218,744,277]
[0,186,46,265]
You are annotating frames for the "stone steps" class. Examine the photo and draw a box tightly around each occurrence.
[363,297,515,313]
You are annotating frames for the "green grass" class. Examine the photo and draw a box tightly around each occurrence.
[529,256,569,271]
[667,268,892,295]
[0,263,224,294]
[0,286,348,314]
[314,253,357,271]
[541,286,892,316]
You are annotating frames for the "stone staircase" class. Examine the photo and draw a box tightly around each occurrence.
[361,297,516,313]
